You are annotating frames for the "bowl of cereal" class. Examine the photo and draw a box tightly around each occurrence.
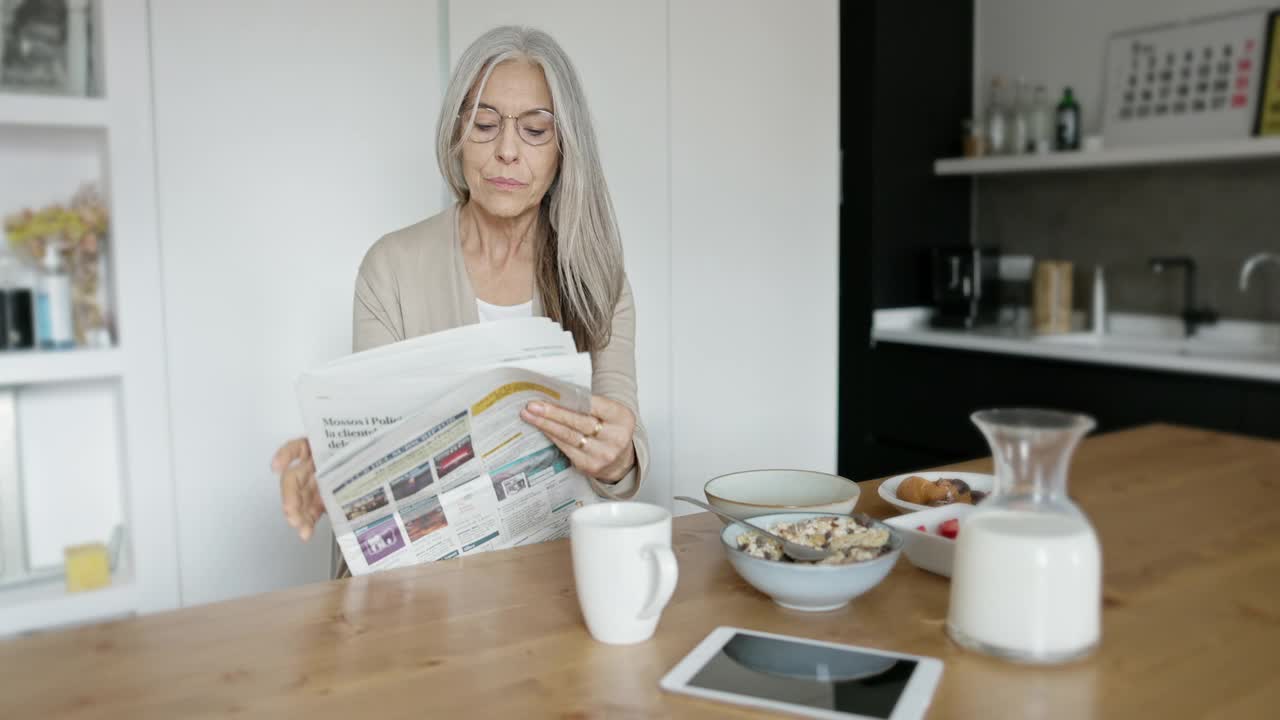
[720,511,902,612]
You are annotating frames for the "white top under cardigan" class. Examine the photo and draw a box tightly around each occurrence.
[476,298,534,323]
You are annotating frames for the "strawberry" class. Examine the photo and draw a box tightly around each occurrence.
[938,518,960,540]
[916,525,927,532]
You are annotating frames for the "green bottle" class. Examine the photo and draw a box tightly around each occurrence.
[1055,86,1081,151]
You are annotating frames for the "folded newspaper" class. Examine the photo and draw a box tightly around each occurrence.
[296,318,601,575]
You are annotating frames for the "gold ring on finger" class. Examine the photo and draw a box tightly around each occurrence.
[577,434,589,450]
[587,419,603,438]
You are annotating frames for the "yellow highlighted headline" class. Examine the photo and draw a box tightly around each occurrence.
[471,382,560,415]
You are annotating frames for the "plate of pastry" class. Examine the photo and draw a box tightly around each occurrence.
[877,471,995,514]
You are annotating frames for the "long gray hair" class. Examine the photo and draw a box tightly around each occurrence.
[436,26,624,353]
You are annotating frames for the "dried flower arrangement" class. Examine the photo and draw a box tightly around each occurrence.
[3,183,113,346]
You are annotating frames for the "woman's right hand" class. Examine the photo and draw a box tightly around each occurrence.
[272,437,326,540]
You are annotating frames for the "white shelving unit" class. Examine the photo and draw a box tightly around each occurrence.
[0,94,109,129]
[0,350,123,386]
[0,575,136,636]
[935,137,1280,176]
[0,1,179,637]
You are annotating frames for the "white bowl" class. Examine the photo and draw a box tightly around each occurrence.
[877,471,994,514]
[882,504,977,578]
[720,511,902,612]
[704,469,861,519]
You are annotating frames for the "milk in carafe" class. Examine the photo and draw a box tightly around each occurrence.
[946,409,1102,664]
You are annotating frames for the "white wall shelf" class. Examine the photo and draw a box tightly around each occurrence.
[934,137,1280,176]
[0,93,108,130]
[0,349,123,386]
[0,576,136,637]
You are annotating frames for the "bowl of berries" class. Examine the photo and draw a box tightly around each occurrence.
[883,504,975,578]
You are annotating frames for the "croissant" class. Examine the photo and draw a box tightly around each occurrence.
[897,475,951,505]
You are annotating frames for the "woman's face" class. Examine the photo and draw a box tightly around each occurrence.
[460,60,560,219]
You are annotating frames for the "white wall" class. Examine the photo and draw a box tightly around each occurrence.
[0,126,103,211]
[149,0,445,605]
[977,0,1265,134]
[448,1,674,508]
[668,0,840,503]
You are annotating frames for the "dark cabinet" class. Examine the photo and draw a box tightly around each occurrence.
[836,0,975,481]
[1241,382,1280,437]
[852,342,1276,479]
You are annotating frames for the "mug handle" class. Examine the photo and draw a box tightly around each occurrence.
[637,544,678,621]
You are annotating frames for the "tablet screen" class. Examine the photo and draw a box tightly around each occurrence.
[686,632,920,719]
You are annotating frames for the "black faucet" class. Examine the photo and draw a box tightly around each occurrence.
[1148,256,1218,337]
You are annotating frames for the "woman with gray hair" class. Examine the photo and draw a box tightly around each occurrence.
[271,26,648,554]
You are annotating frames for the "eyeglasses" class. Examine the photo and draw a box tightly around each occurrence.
[462,107,557,147]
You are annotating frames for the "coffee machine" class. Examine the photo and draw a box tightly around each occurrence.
[930,246,1000,329]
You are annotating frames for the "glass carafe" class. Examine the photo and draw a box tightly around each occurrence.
[947,409,1101,664]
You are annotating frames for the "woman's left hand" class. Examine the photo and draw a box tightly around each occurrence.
[521,395,636,483]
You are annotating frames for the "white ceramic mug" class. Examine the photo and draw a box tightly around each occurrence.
[570,502,679,645]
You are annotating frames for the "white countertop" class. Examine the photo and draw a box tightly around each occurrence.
[872,308,1280,384]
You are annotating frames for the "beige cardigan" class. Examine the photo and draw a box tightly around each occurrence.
[351,203,649,498]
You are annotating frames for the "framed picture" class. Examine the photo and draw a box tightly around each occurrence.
[0,0,94,96]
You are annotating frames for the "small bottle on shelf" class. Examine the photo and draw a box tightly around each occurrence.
[1011,79,1031,154]
[1055,86,1082,151]
[0,257,9,351]
[35,240,75,350]
[962,118,986,158]
[1029,85,1052,154]
[0,247,36,350]
[1091,265,1108,337]
[984,76,1010,155]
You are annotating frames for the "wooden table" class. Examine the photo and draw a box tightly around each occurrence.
[2,425,1278,719]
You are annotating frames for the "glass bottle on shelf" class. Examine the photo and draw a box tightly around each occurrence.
[984,76,1010,156]
[947,409,1102,664]
[1056,86,1082,151]
[80,234,114,348]
[1028,85,1052,154]
[1010,79,1031,154]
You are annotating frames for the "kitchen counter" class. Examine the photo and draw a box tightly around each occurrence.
[873,308,1280,383]
[2,425,1278,718]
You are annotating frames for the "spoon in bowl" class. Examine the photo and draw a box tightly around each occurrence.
[673,495,836,562]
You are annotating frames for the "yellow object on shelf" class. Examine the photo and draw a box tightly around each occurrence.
[1259,11,1280,136]
[64,542,111,592]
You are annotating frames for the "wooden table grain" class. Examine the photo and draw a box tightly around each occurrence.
[2,424,1278,719]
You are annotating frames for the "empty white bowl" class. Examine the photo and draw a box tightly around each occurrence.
[720,511,902,612]
[883,504,977,578]
[704,469,861,519]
